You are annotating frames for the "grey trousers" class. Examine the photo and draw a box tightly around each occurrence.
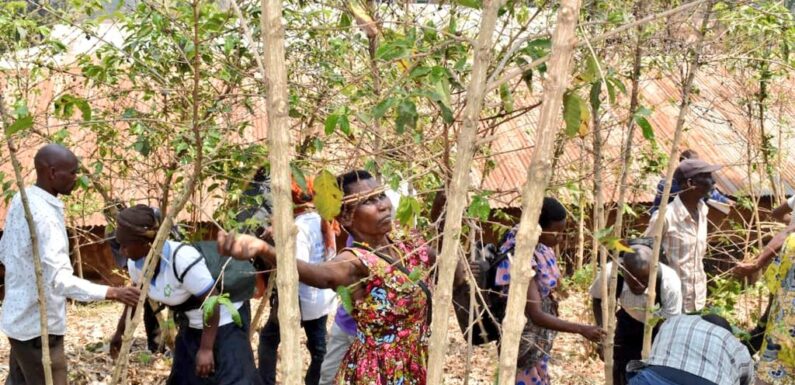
[6,335,67,385]
[317,322,356,385]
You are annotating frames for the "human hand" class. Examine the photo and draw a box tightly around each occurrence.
[195,348,215,378]
[217,231,271,263]
[109,333,122,359]
[732,262,760,279]
[579,325,606,343]
[106,286,141,307]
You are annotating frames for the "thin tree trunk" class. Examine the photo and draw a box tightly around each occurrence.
[575,139,586,271]
[642,0,714,357]
[603,2,646,379]
[425,1,502,383]
[110,1,206,382]
[262,1,302,384]
[70,223,84,279]
[0,98,54,385]
[497,0,582,383]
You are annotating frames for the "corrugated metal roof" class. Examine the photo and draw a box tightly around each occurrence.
[479,70,795,208]
[0,73,269,229]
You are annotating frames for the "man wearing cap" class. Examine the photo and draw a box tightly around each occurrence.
[650,150,733,214]
[644,158,721,313]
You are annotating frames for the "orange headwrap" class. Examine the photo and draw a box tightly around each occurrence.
[291,177,339,253]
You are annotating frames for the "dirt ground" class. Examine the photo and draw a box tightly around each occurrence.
[0,285,761,384]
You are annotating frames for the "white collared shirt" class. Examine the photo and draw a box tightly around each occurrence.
[127,240,242,329]
[295,212,335,321]
[590,261,682,322]
[0,186,108,341]
[645,196,709,312]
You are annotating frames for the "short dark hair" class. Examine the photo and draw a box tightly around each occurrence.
[539,197,566,229]
[336,170,374,196]
[701,313,732,333]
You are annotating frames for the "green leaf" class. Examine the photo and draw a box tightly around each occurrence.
[338,114,351,135]
[589,81,601,116]
[467,194,491,221]
[336,285,353,313]
[454,0,482,9]
[581,56,600,83]
[290,163,307,192]
[313,169,343,221]
[605,80,616,104]
[202,295,221,326]
[373,97,396,120]
[499,83,514,113]
[562,92,583,138]
[217,295,242,327]
[6,115,32,136]
[635,116,654,140]
[395,99,417,134]
[634,107,654,140]
[395,196,421,227]
[376,41,408,61]
[433,78,452,111]
[324,113,339,135]
[408,268,423,283]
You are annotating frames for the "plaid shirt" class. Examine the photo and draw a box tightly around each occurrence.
[645,196,708,312]
[639,315,754,385]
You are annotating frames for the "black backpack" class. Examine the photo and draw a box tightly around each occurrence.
[452,243,509,346]
[169,241,256,313]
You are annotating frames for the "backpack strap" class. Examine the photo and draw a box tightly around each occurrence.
[171,243,205,284]
[344,245,433,326]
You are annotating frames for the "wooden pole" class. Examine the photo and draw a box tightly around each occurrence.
[425,1,503,383]
[496,0,582,383]
[602,1,646,380]
[262,0,303,384]
[110,1,206,382]
[642,0,715,357]
[0,96,54,385]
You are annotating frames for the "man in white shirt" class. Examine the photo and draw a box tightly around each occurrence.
[645,159,721,313]
[259,189,336,385]
[0,144,140,385]
[591,241,682,385]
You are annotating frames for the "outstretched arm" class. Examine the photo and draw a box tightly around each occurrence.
[525,278,604,342]
[217,231,367,289]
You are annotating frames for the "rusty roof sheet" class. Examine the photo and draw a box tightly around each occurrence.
[479,70,795,208]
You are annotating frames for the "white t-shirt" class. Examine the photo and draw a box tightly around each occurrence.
[295,212,336,321]
[788,196,795,226]
[127,240,242,329]
[590,261,682,323]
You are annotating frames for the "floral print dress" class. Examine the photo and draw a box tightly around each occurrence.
[758,234,795,384]
[336,238,432,385]
[494,228,562,385]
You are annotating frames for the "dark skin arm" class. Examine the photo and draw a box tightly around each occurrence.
[195,289,221,378]
[218,231,369,294]
[525,278,604,342]
[110,304,136,359]
[733,223,795,278]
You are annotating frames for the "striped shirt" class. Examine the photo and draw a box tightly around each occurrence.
[638,315,754,385]
[589,262,682,322]
[645,196,709,312]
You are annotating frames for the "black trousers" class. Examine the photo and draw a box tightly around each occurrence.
[6,335,67,385]
[613,309,660,385]
[258,307,328,385]
[168,302,262,385]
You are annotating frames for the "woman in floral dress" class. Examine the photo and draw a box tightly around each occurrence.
[218,169,465,385]
[494,197,604,385]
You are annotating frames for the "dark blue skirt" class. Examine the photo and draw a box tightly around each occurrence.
[167,302,263,385]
